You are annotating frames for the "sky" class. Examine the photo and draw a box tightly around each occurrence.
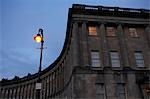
[0,0,149,80]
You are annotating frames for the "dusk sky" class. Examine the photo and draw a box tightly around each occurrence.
[0,0,149,80]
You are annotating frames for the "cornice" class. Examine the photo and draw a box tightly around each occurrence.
[71,4,150,19]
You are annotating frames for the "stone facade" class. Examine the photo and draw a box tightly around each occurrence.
[0,4,150,99]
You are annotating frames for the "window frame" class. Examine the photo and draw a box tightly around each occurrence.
[106,26,116,36]
[134,51,145,67]
[116,84,126,99]
[88,26,97,36]
[96,84,106,99]
[129,28,138,37]
[91,51,101,67]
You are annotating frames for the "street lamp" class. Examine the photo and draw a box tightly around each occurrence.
[34,28,44,99]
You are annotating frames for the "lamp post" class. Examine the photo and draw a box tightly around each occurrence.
[34,28,44,99]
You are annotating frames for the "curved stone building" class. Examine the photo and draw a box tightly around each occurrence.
[0,4,150,99]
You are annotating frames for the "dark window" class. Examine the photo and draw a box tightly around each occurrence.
[96,84,106,99]
[117,84,126,99]
[106,27,116,36]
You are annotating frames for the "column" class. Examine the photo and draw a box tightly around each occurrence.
[1,89,4,98]
[99,23,110,67]
[44,77,47,99]
[2,89,5,99]
[56,71,58,95]
[9,88,12,98]
[11,88,14,99]
[30,83,34,99]
[19,86,22,99]
[42,78,46,99]
[126,73,142,99]
[12,88,14,99]
[72,22,80,66]
[116,24,129,67]
[104,70,116,99]
[145,26,150,68]
[46,76,49,98]
[20,86,23,99]
[33,83,36,99]
[145,26,150,48]
[14,87,17,99]
[7,88,10,99]
[5,89,9,99]
[28,84,31,98]
[49,75,52,97]
[81,21,90,66]
[52,73,54,96]
[24,85,27,99]
[16,86,20,99]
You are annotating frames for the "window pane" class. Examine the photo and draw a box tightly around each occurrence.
[134,52,145,67]
[112,59,120,63]
[91,51,101,67]
[111,63,120,67]
[118,93,126,99]
[110,52,120,67]
[135,53,143,59]
[117,84,125,93]
[136,60,144,67]
[96,84,105,99]
[92,59,100,63]
[92,60,100,67]
[117,84,126,99]
[112,61,120,65]
[129,28,138,37]
[96,94,104,99]
[106,27,116,36]
[111,52,119,58]
[91,52,99,58]
[89,26,97,35]
[136,60,144,64]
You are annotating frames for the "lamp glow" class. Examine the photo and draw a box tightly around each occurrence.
[34,34,43,43]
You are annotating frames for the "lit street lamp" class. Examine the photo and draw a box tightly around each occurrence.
[34,34,43,43]
[34,28,44,99]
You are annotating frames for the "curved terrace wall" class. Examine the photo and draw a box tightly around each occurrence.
[0,7,74,99]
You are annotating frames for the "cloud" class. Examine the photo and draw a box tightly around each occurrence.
[0,49,38,79]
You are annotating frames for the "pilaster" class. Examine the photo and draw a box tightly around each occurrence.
[99,23,110,67]
[81,22,90,66]
[126,73,142,99]
[145,26,150,48]
[145,25,150,68]
[116,24,130,67]
[72,22,80,67]
[104,70,116,99]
